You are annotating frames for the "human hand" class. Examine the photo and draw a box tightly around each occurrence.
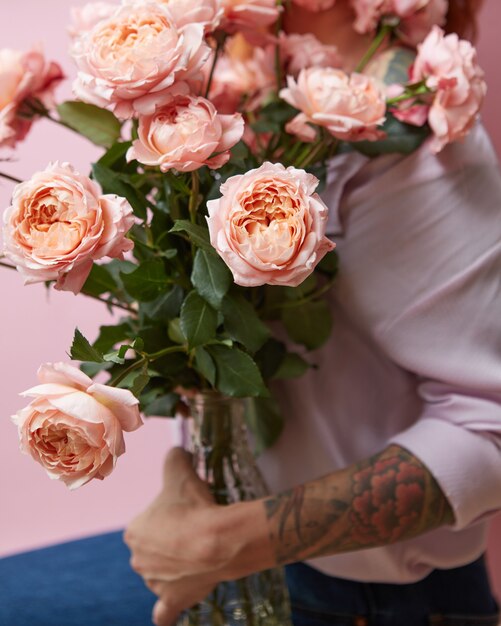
[124,447,223,626]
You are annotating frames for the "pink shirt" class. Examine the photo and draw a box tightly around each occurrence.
[258,122,501,583]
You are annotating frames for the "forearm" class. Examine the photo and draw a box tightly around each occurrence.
[215,444,454,579]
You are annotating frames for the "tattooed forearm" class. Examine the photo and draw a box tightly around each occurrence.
[264,445,454,565]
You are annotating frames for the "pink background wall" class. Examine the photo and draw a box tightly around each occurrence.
[0,0,500,597]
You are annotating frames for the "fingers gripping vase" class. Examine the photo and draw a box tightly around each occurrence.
[176,392,293,626]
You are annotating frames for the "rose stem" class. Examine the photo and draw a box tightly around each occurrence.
[204,36,225,99]
[0,171,22,184]
[355,23,393,73]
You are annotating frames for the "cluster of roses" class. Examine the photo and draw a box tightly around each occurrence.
[1,0,487,489]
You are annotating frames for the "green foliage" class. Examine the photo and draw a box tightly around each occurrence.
[81,264,118,297]
[221,294,270,354]
[70,328,104,363]
[207,344,268,398]
[282,300,332,350]
[57,101,122,148]
[92,163,149,219]
[170,220,214,253]
[120,260,171,301]
[140,286,184,322]
[352,113,430,157]
[194,346,216,386]
[180,291,218,349]
[245,396,285,454]
[191,249,232,309]
[273,352,310,379]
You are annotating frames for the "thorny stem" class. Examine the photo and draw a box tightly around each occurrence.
[108,345,186,388]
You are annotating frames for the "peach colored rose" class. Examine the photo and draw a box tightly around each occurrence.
[406,26,486,153]
[350,0,447,46]
[68,2,117,39]
[280,67,387,142]
[71,2,210,119]
[2,162,134,294]
[220,0,281,35]
[123,0,224,32]
[291,0,337,11]
[206,162,335,287]
[127,92,244,172]
[279,32,343,78]
[208,40,276,114]
[12,362,142,489]
[0,48,63,149]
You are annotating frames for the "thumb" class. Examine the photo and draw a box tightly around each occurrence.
[163,447,214,505]
[152,599,178,626]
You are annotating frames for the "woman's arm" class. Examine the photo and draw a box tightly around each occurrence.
[125,444,453,625]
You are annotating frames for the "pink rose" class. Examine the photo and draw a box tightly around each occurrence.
[279,32,343,78]
[290,0,337,11]
[0,48,64,149]
[12,362,142,489]
[68,2,117,39]
[220,0,281,35]
[3,162,134,294]
[280,67,386,142]
[71,2,210,119]
[206,162,335,287]
[351,0,447,46]
[405,26,486,152]
[208,41,276,114]
[122,0,224,33]
[127,92,244,172]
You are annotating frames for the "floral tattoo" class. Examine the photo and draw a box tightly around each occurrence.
[264,445,454,565]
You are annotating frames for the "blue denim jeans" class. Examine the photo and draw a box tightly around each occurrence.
[286,560,500,626]
[0,531,498,626]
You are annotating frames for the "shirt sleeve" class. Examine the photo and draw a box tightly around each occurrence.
[338,123,501,530]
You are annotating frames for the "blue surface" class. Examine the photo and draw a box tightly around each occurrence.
[0,531,156,625]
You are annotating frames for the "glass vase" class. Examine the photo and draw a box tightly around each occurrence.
[176,391,292,626]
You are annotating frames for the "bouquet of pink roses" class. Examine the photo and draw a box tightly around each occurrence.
[0,0,486,623]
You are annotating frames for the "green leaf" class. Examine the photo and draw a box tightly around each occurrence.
[283,274,317,301]
[97,141,132,169]
[282,300,332,350]
[140,285,184,321]
[222,294,270,353]
[81,263,118,297]
[352,113,430,157]
[170,220,215,254]
[168,318,186,344]
[131,364,150,398]
[194,346,216,386]
[57,101,122,148]
[254,338,286,380]
[120,260,170,301]
[93,322,133,354]
[143,393,179,417]
[273,352,310,379]
[92,162,148,219]
[207,345,268,398]
[191,249,232,309]
[70,328,104,363]
[103,343,130,365]
[245,396,284,453]
[180,291,217,349]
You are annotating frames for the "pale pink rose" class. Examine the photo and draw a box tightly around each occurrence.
[220,0,281,35]
[12,362,142,489]
[71,2,210,119]
[208,42,276,114]
[0,48,64,149]
[351,0,447,46]
[279,32,343,78]
[408,26,486,152]
[291,0,337,11]
[68,2,117,39]
[206,162,335,287]
[280,67,387,142]
[127,92,244,172]
[2,162,134,294]
[123,0,224,32]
